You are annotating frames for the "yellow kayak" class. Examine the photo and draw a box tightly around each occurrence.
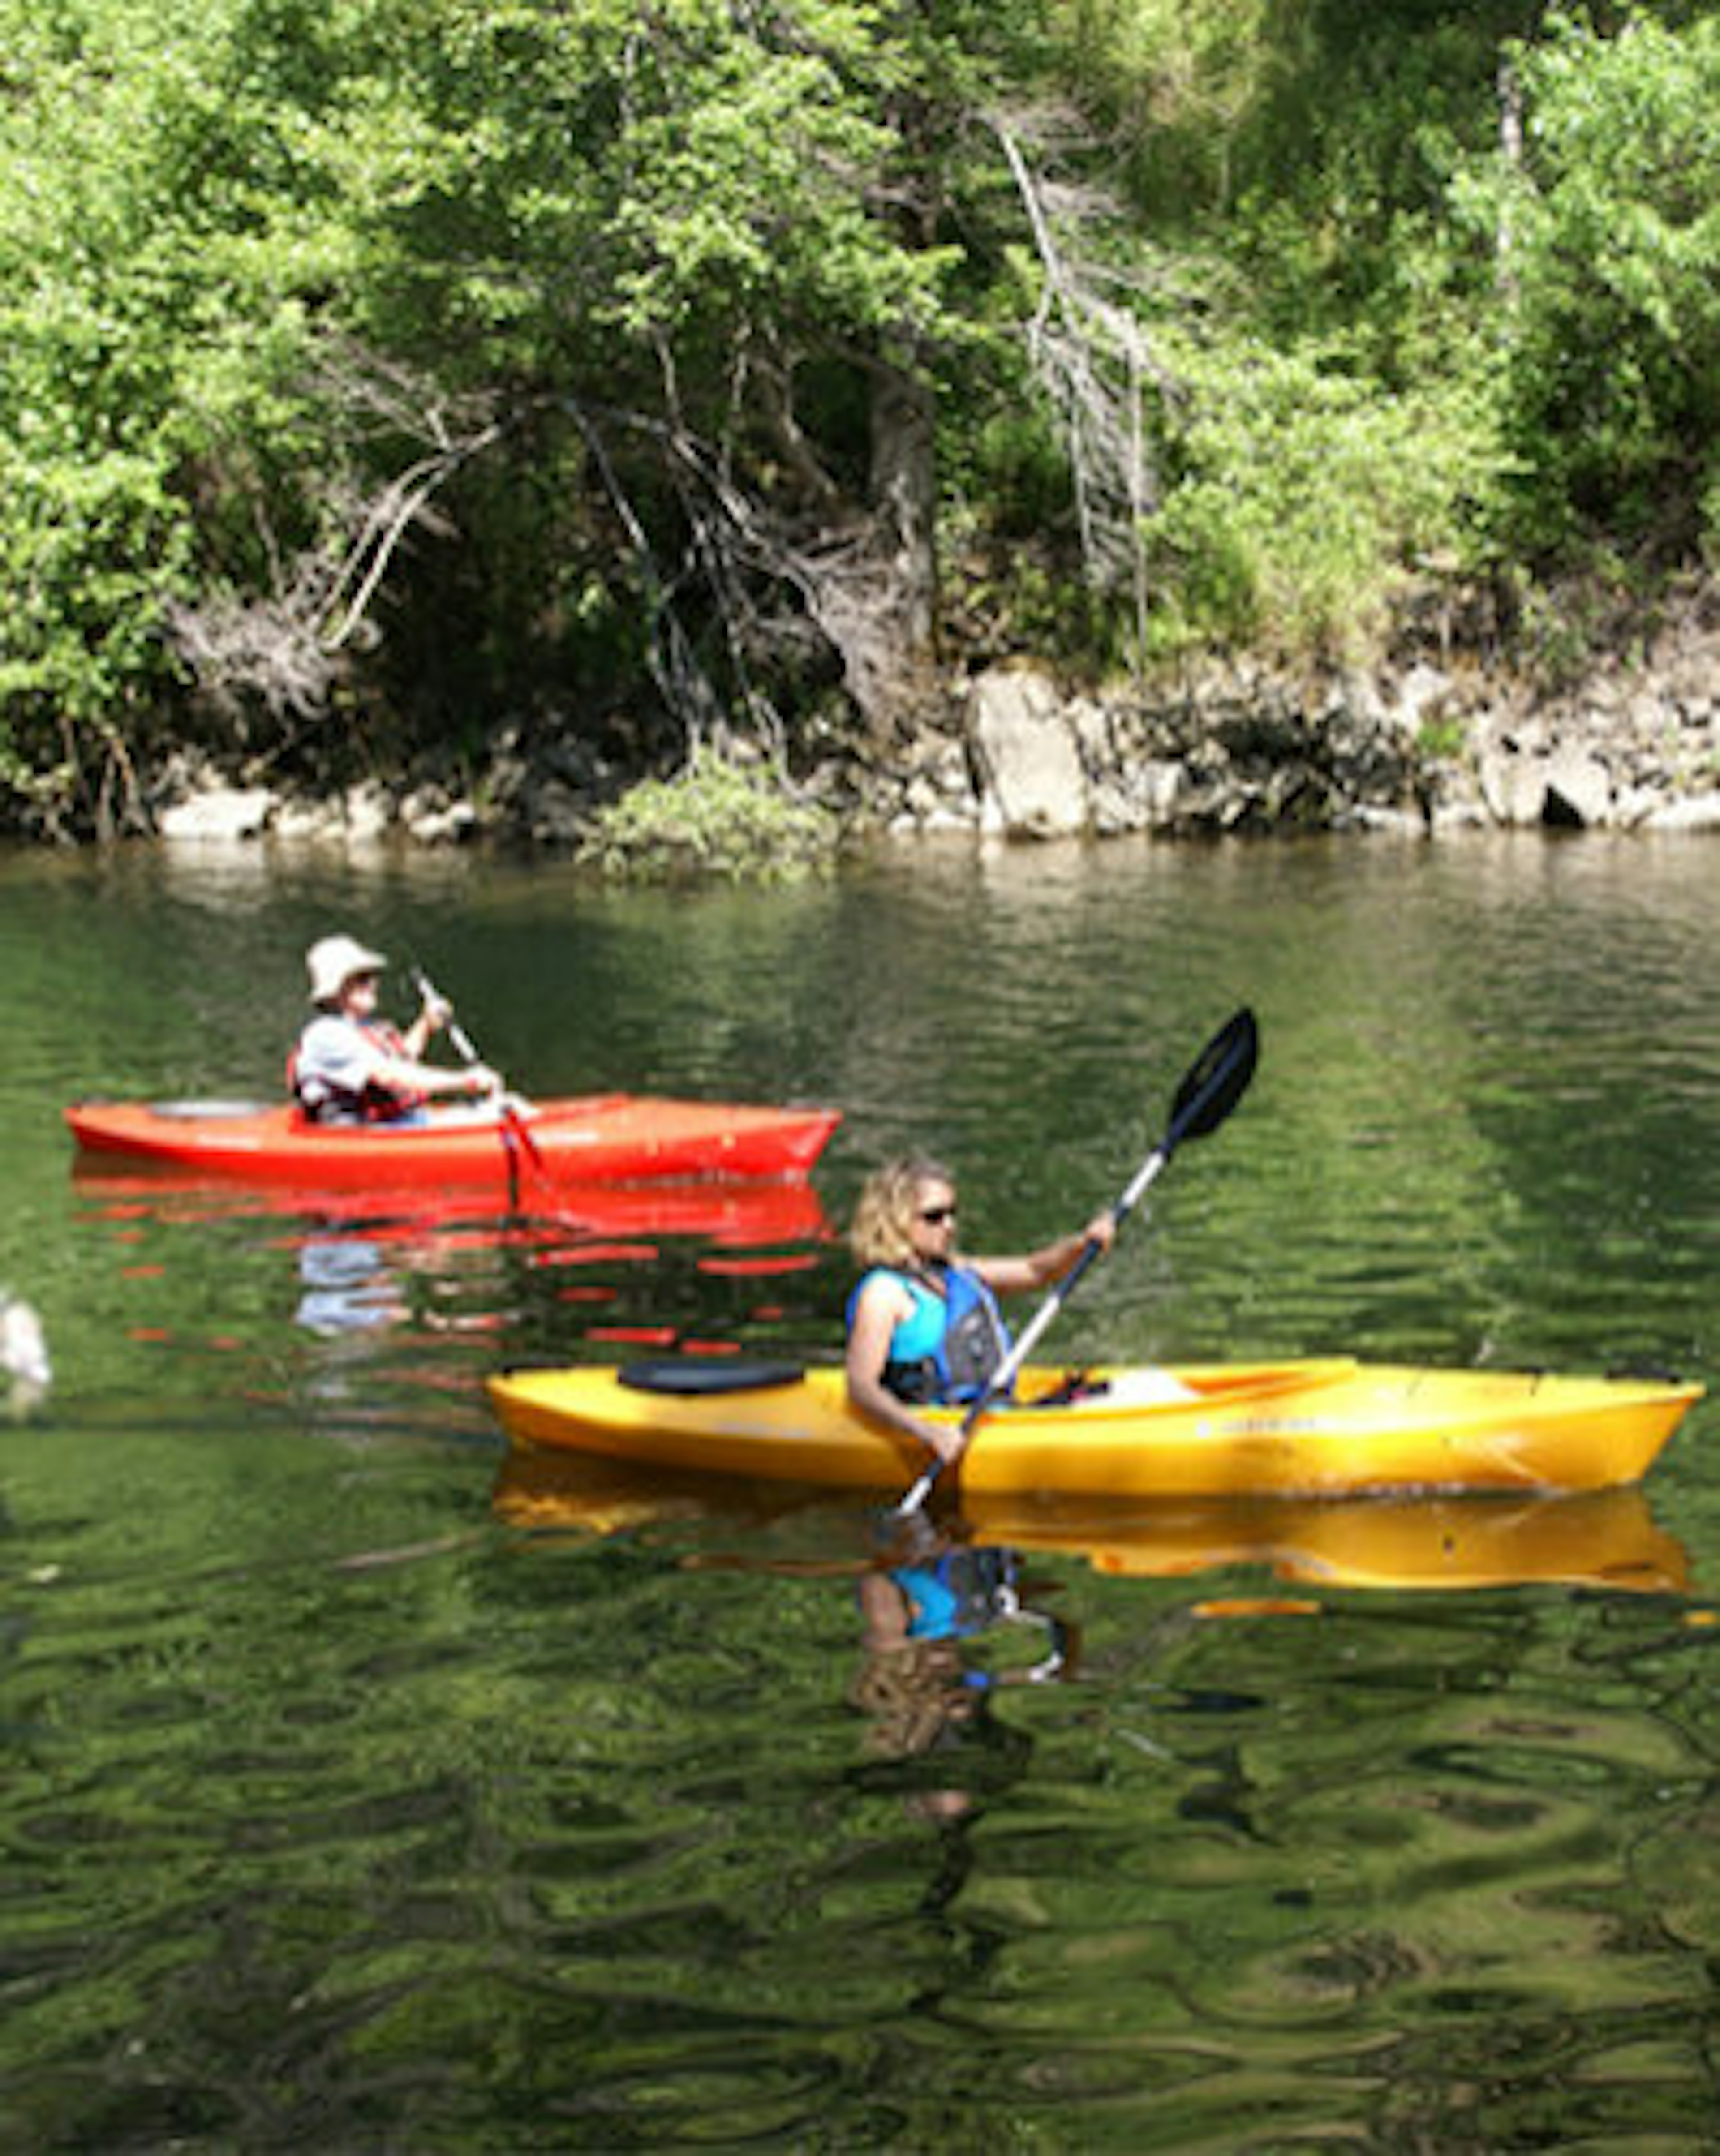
[486,1357,1703,1499]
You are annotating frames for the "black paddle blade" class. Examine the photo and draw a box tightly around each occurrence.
[1165,1006,1258,1150]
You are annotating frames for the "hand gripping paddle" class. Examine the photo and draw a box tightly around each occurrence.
[410,965,546,1184]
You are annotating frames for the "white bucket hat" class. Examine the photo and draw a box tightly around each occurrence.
[307,934,387,1004]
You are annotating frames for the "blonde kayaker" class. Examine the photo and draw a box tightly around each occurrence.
[293,934,500,1124]
[845,1155,1115,1470]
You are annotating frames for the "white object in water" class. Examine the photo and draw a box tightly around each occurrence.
[0,1291,51,1401]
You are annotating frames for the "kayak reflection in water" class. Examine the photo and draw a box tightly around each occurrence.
[850,1522,1075,1820]
[844,1154,1115,1474]
[292,935,501,1125]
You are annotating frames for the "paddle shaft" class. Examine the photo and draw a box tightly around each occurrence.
[410,967,482,1066]
[409,966,546,1180]
[967,1144,1170,1402]
[894,1008,1257,1518]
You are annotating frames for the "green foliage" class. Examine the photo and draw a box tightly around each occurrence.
[1045,0,1281,218]
[1140,326,1504,660]
[577,754,839,883]
[1451,5,1720,558]
[0,0,1010,828]
[966,407,1077,538]
[0,0,360,819]
[1416,712,1468,762]
[1,0,1718,835]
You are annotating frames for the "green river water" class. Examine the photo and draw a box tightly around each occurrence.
[5,831,1720,2150]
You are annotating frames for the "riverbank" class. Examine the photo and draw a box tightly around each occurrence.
[153,581,1720,853]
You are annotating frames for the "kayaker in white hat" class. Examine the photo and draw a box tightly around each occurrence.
[292,933,500,1124]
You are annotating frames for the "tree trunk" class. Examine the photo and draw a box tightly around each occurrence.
[799,353,944,746]
[869,356,938,660]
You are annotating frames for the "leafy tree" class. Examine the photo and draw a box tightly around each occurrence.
[3,0,1720,840]
[0,0,367,825]
[0,0,1069,829]
[1453,4,1720,559]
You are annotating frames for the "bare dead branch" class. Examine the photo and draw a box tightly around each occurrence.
[567,400,728,758]
[166,344,504,726]
[319,425,501,651]
[993,114,1182,653]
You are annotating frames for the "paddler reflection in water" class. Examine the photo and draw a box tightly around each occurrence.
[292,935,500,1125]
[850,1525,1075,1821]
[844,1155,1115,1472]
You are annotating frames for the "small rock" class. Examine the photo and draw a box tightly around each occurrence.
[158,785,275,843]
[1645,793,1720,832]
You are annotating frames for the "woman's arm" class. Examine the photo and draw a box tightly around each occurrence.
[972,1211,1116,1297]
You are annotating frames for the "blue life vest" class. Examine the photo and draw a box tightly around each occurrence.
[847,1264,1012,1406]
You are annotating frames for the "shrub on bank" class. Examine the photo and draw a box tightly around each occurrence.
[577,754,838,883]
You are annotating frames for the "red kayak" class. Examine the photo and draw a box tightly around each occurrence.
[65,1093,840,1188]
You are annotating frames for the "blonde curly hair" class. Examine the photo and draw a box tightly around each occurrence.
[848,1155,956,1271]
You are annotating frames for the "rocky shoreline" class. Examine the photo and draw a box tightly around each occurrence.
[155,606,1720,852]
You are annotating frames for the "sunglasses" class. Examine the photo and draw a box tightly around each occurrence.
[917,1203,958,1225]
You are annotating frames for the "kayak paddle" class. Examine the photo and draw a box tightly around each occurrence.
[892,1005,1260,1518]
[409,966,546,1178]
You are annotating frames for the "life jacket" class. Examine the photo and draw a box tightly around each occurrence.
[288,1021,427,1124]
[847,1264,1013,1407]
